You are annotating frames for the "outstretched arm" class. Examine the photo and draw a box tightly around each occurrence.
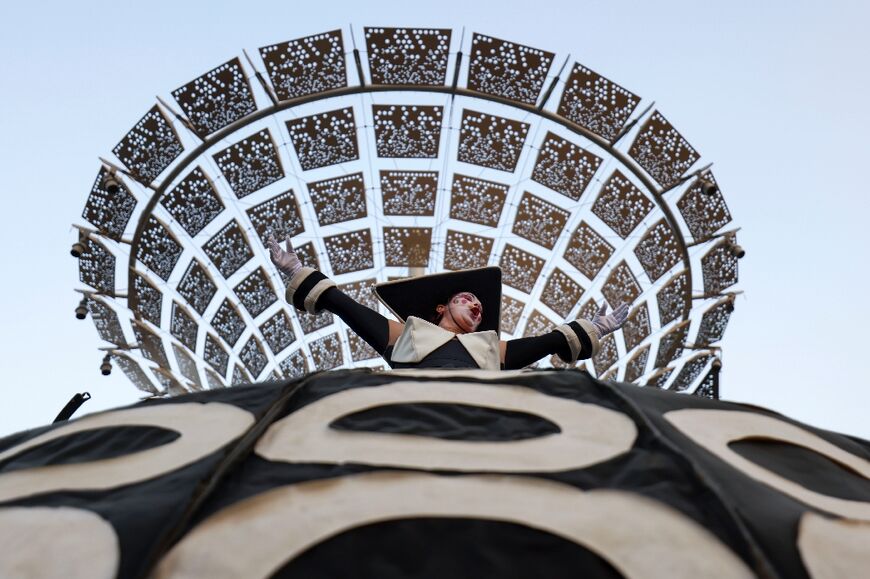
[268,236,403,354]
[499,302,629,369]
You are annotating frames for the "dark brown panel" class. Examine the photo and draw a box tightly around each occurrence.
[112,105,183,185]
[531,132,602,201]
[381,170,437,216]
[286,107,359,170]
[557,63,640,142]
[365,27,451,86]
[172,57,257,136]
[160,166,224,236]
[467,33,554,105]
[629,111,700,188]
[457,110,529,172]
[373,105,443,158]
[259,30,347,100]
[213,129,284,198]
[82,167,137,241]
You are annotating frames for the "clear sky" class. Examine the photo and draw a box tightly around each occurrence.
[1,0,868,438]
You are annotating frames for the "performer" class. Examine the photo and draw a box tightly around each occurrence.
[268,236,628,370]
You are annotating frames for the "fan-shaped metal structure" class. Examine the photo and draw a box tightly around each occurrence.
[73,27,742,396]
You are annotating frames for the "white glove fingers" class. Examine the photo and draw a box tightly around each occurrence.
[597,303,608,316]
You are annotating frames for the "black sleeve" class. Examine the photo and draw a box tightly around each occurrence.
[503,331,572,370]
[315,287,391,355]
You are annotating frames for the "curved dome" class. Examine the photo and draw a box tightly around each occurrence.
[73,27,741,396]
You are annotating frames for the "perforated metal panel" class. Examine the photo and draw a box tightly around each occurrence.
[213,129,284,198]
[234,268,277,318]
[624,345,650,383]
[239,335,268,379]
[701,238,739,295]
[365,28,451,86]
[82,168,137,241]
[259,30,347,101]
[593,334,619,376]
[308,173,367,225]
[132,272,162,326]
[657,271,689,326]
[383,227,432,267]
[623,302,651,352]
[676,171,732,241]
[500,295,525,335]
[246,190,305,243]
[457,110,529,171]
[695,298,733,346]
[160,167,224,236]
[629,111,700,188]
[373,105,442,158]
[211,299,247,347]
[540,269,584,318]
[260,310,296,355]
[512,192,569,249]
[499,244,544,293]
[591,170,653,239]
[531,132,602,201]
[564,222,613,280]
[78,238,115,294]
[177,260,218,315]
[381,171,437,216]
[523,310,555,338]
[449,174,508,226]
[172,57,257,136]
[443,230,493,271]
[112,106,183,185]
[601,261,641,308]
[87,297,127,346]
[136,217,183,281]
[286,108,359,170]
[557,63,640,142]
[310,332,344,371]
[655,320,690,369]
[324,229,374,274]
[170,302,198,352]
[634,219,682,282]
[202,220,254,279]
[670,353,713,392]
[467,33,554,105]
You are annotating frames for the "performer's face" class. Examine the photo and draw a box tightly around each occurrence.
[438,292,482,332]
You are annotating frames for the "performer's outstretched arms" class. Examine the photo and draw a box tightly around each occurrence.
[500,303,629,369]
[268,236,403,355]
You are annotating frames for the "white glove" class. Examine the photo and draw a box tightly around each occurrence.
[591,302,629,338]
[267,235,303,278]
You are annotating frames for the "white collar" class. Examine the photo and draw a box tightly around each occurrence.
[390,317,501,370]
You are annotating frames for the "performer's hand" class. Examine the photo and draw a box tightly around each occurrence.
[591,302,629,338]
[267,235,303,278]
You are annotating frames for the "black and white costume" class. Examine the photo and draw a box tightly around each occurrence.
[285,266,601,370]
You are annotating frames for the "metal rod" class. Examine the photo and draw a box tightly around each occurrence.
[537,54,570,111]
[686,226,742,248]
[53,392,91,423]
[243,49,278,106]
[660,162,714,195]
[348,25,366,86]
[156,96,202,141]
[98,157,161,191]
[611,100,655,145]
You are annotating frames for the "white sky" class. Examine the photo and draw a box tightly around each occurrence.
[1,0,868,438]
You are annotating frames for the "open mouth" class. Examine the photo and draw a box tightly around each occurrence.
[470,306,481,319]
